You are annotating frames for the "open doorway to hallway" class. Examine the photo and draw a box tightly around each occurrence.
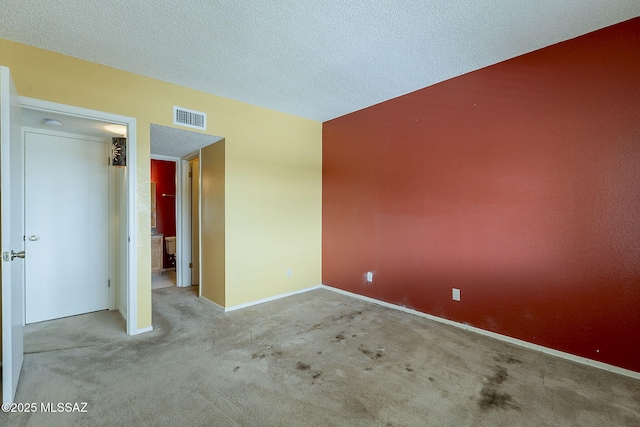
[151,158,177,289]
[149,124,223,293]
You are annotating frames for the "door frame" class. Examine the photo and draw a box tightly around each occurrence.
[150,153,199,289]
[150,154,188,287]
[20,97,139,335]
[182,152,200,293]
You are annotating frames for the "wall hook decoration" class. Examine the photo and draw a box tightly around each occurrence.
[111,137,126,167]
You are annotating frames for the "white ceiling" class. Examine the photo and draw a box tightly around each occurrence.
[151,124,223,158]
[2,1,639,121]
[22,108,125,139]
[22,108,223,157]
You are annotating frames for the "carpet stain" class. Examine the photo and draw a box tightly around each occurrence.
[333,310,364,322]
[344,397,369,415]
[334,332,346,342]
[478,365,520,411]
[296,362,311,371]
[493,353,522,364]
[478,387,517,410]
[294,362,322,383]
[233,366,240,372]
[299,322,326,334]
[359,345,385,359]
[488,366,508,385]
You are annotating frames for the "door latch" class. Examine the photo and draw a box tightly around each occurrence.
[2,251,24,261]
[10,250,25,260]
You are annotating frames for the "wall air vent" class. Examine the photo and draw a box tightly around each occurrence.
[173,106,207,130]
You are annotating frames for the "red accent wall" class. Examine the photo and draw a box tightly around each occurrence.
[322,18,640,372]
[151,159,176,268]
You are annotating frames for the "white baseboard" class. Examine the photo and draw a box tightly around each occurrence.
[117,307,127,321]
[224,285,323,312]
[320,285,640,380]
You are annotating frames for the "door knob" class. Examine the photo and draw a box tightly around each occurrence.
[11,250,25,260]
[29,235,39,241]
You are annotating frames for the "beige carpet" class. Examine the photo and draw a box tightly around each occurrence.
[2,286,639,426]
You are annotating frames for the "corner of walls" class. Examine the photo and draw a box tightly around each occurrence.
[322,18,640,373]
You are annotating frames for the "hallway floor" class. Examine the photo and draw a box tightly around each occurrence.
[151,269,176,289]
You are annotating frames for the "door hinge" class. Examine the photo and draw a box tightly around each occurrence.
[107,156,111,166]
[189,262,193,268]
[23,235,25,241]
[108,279,111,288]
[189,172,192,178]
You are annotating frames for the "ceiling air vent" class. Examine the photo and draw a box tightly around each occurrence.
[173,106,206,130]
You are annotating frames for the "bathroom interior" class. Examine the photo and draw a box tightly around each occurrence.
[151,159,177,288]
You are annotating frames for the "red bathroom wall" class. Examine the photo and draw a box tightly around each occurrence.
[151,159,176,267]
[322,18,640,372]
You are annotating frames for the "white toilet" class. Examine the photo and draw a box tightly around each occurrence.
[165,236,176,267]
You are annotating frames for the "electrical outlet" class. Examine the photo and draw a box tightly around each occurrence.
[452,288,461,301]
[287,268,292,278]
[366,272,373,282]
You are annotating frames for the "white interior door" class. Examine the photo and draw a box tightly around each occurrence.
[1,66,24,404]
[24,131,109,324]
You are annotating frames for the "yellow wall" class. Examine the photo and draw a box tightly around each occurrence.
[225,120,323,307]
[200,140,225,306]
[0,39,322,326]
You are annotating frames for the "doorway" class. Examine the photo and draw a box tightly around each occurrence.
[149,124,223,294]
[151,158,177,289]
[19,97,139,334]
[2,70,138,405]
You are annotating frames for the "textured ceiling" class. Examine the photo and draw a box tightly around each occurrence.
[2,1,639,121]
[22,108,222,157]
[22,108,125,139]
[150,124,223,158]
